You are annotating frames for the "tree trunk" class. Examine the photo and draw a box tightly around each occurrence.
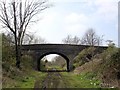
[14,34,20,68]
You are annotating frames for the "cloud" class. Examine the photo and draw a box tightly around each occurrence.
[65,24,86,33]
[80,0,118,24]
[86,0,118,23]
[63,0,118,39]
[65,13,88,24]
[28,0,118,43]
[31,11,57,31]
[64,13,89,35]
[39,12,57,26]
[95,0,117,22]
[64,0,118,28]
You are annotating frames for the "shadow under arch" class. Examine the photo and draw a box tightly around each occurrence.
[37,52,70,72]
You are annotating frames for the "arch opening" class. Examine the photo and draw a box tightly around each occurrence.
[37,52,70,72]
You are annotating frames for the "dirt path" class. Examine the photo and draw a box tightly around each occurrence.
[34,72,67,89]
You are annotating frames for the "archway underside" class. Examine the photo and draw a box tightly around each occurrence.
[37,52,70,72]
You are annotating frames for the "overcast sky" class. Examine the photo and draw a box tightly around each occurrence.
[29,0,119,47]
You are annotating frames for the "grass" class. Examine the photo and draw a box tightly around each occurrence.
[15,76,35,88]
[2,68,47,88]
[61,72,101,88]
[16,71,47,88]
[45,65,66,70]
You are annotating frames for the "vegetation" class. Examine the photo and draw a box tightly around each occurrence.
[74,47,96,67]
[23,33,47,44]
[61,72,101,88]
[2,33,47,88]
[40,55,67,71]
[73,44,120,88]
[81,28,103,46]
[62,29,103,46]
[52,56,67,69]
[97,46,120,87]
[62,35,80,44]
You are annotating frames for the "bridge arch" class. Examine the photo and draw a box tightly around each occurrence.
[37,52,70,72]
[21,44,107,71]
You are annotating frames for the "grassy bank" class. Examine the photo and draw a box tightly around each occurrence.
[61,72,101,88]
[73,46,120,88]
[2,68,47,88]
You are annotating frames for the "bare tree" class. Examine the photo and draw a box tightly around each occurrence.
[62,35,80,45]
[81,28,103,46]
[72,36,81,44]
[23,33,47,44]
[33,36,47,44]
[0,0,49,68]
[23,33,35,44]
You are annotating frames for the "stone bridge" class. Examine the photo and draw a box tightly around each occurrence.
[21,44,107,71]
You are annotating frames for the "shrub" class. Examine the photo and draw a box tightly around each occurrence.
[97,46,120,87]
[74,47,96,66]
[99,46,118,70]
[21,55,34,69]
[2,33,15,63]
[111,48,120,72]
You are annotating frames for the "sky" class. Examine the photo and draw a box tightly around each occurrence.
[29,0,119,46]
[0,0,119,61]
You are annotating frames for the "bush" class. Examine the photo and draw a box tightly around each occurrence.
[2,34,15,63]
[74,47,96,66]
[99,46,118,70]
[2,33,16,74]
[97,46,120,87]
[111,48,120,72]
[21,55,34,69]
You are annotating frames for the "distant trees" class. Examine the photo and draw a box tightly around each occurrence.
[62,35,80,44]
[53,56,66,68]
[0,0,49,68]
[81,28,103,46]
[62,28,103,46]
[23,33,47,44]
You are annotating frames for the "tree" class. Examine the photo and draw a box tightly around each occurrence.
[23,33,47,44]
[44,59,48,68]
[81,28,103,46]
[62,35,80,45]
[32,36,47,44]
[72,36,81,44]
[0,0,49,68]
[53,56,66,68]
